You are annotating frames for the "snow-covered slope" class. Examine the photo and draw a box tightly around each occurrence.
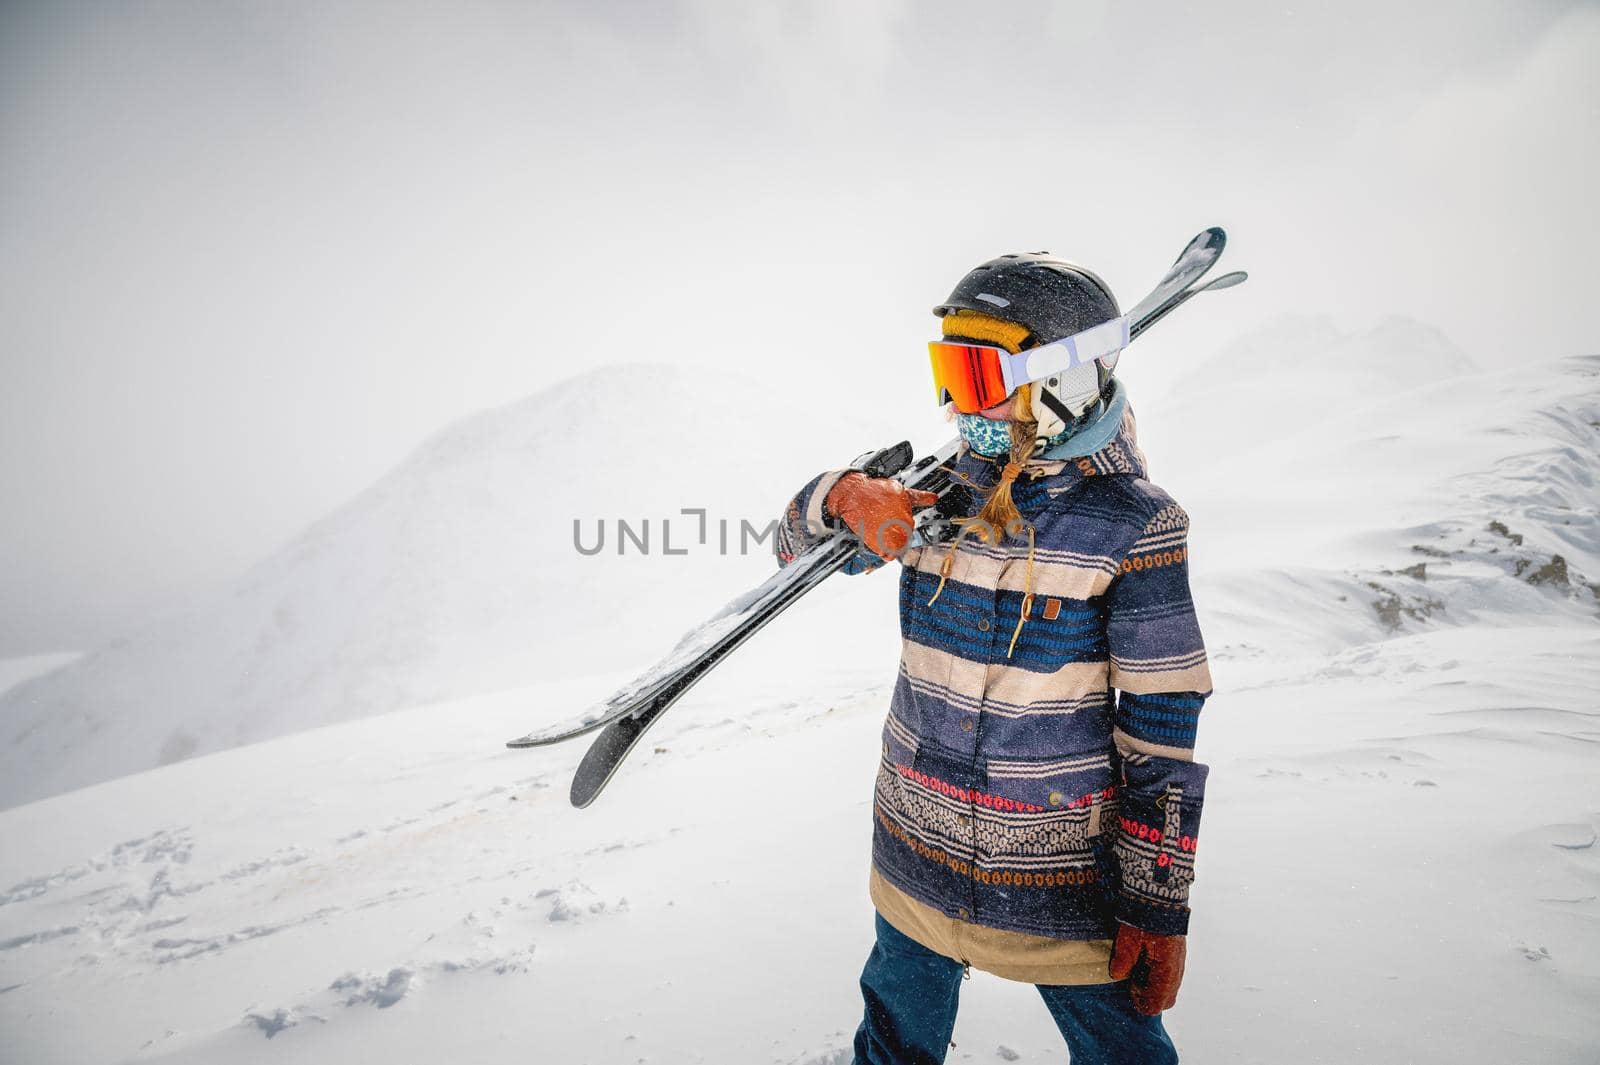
[1,325,1596,1064]
[1143,316,1598,656]
[0,365,885,810]
[3,622,1594,1065]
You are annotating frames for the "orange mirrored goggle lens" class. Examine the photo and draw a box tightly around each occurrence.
[928,341,1009,413]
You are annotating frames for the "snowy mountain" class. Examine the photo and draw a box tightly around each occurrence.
[0,365,886,810]
[1,323,1597,1064]
[1142,316,1598,654]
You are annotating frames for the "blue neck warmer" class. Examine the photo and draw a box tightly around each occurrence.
[955,379,1129,460]
[953,411,1015,456]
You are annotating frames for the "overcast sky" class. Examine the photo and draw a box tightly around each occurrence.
[1,0,1596,655]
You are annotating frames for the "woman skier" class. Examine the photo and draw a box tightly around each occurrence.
[777,253,1212,1065]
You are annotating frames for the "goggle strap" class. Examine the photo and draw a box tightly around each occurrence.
[1020,315,1131,384]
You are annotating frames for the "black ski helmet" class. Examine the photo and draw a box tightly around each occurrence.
[934,252,1121,436]
[935,252,1120,343]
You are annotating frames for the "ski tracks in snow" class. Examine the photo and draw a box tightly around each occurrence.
[0,743,646,1063]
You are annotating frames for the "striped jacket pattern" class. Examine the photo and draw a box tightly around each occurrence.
[778,411,1212,978]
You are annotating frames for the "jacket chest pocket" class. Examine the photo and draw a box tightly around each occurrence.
[903,550,1006,654]
[995,588,1107,672]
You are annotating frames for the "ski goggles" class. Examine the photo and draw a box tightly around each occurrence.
[928,315,1131,413]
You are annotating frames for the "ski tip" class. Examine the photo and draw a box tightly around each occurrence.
[1172,227,1226,269]
[1204,270,1248,290]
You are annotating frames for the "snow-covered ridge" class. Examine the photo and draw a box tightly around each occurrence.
[0,364,878,810]
[1140,317,1599,662]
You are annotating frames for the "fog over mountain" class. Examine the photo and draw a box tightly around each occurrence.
[2,0,1596,653]
[0,365,882,808]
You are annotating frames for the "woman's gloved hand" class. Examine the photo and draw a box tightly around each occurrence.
[1109,923,1187,1015]
[824,472,940,560]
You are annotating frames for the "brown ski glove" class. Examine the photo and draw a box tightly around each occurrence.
[824,472,940,560]
[1109,923,1187,1016]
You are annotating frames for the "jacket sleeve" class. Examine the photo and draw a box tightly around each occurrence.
[775,469,885,576]
[1104,502,1213,936]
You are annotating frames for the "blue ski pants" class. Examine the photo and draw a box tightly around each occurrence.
[852,913,1179,1065]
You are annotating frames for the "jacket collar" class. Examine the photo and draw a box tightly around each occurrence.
[1040,378,1131,461]
[955,389,1147,497]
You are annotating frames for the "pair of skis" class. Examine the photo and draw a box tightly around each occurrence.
[507,227,1247,808]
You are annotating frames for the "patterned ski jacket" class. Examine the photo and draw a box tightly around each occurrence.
[777,407,1212,984]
